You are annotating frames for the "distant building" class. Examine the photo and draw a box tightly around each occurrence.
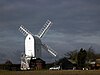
[57,57,74,70]
[30,58,45,70]
[89,61,96,70]
[96,59,100,69]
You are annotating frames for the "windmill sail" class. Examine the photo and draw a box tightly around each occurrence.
[19,25,33,36]
[41,43,57,57]
[37,20,52,38]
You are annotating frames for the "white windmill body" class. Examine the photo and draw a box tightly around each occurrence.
[19,20,57,70]
[25,34,35,57]
[25,34,41,58]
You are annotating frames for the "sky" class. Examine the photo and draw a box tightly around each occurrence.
[0,0,100,63]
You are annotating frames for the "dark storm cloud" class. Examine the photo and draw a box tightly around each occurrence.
[0,0,100,63]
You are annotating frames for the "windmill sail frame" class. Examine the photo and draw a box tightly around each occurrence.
[37,20,53,38]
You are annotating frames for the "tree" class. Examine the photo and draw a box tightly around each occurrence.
[5,60,12,65]
[65,50,78,63]
[87,47,95,62]
[4,60,12,70]
[65,47,96,69]
[77,48,87,68]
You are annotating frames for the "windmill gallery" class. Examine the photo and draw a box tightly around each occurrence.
[19,20,57,70]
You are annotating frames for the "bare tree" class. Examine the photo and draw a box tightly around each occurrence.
[86,47,96,62]
[65,50,78,63]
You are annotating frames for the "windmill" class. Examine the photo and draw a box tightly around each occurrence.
[19,20,57,70]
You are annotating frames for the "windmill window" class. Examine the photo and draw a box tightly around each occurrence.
[29,37,31,40]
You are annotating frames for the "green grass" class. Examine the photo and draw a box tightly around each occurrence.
[0,70,100,75]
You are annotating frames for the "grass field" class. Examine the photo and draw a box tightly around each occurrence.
[0,70,100,75]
